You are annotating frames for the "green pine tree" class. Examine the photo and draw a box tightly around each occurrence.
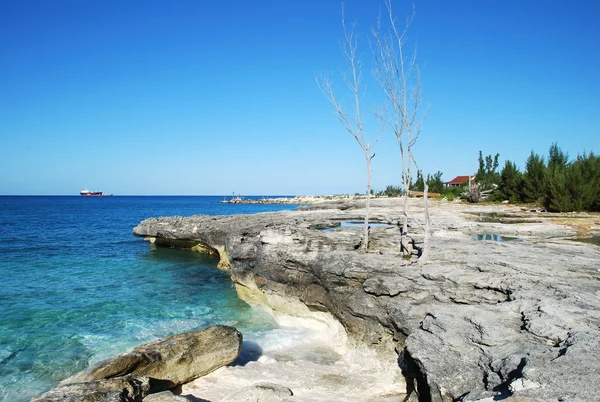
[544,143,573,212]
[475,151,500,191]
[411,171,424,192]
[522,151,546,203]
[426,171,444,194]
[496,160,523,203]
[569,152,600,211]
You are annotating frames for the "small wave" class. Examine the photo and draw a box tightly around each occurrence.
[182,325,404,402]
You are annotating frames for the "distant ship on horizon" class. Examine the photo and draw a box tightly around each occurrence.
[80,188,112,196]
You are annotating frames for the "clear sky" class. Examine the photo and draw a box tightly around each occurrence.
[1,0,598,195]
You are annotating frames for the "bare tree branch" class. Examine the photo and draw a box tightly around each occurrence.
[372,0,429,259]
[317,4,378,252]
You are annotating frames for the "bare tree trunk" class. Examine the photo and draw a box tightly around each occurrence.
[318,6,377,253]
[400,142,409,240]
[364,154,372,252]
[372,0,427,259]
[410,154,430,264]
[418,182,430,264]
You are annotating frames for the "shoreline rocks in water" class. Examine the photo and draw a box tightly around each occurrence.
[219,194,371,204]
[132,197,600,401]
[32,325,242,402]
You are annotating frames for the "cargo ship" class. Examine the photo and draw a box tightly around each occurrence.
[80,188,106,196]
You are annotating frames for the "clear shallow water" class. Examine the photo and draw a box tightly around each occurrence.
[570,236,600,246]
[0,196,300,401]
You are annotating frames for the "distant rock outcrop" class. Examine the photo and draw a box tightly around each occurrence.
[133,198,600,401]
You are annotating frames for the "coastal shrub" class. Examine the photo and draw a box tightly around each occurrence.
[475,151,500,191]
[427,171,445,194]
[570,152,600,211]
[442,185,463,197]
[545,166,573,211]
[521,151,546,203]
[556,151,600,212]
[377,185,403,197]
[508,143,600,212]
[443,192,456,201]
[493,160,523,203]
[411,171,424,192]
[410,171,444,194]
[543,144,573,212]
[490,144,599,212]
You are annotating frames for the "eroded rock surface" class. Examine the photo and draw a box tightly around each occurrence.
[30,375,150,402]
[33,325,242,402]
[142,390,190,402]
[66,325,242,388]
[221,382,293,402]
[133,198,600,401]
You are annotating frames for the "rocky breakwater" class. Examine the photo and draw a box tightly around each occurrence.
[133,198,600,401]
[32,325,242,402]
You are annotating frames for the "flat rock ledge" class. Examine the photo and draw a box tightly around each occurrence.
[132,198,600,401]
[32,325,242,402]
[221,382,294,402]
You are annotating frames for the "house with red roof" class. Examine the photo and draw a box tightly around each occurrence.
[444,175,475,188]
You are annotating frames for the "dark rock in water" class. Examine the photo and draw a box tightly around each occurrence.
[33,325,242,402]
[30,375,150,402]
[133,198,600,401]
[221,382,293,402]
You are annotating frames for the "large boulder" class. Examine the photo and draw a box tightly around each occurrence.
[66,325,242,389]
[33,326,242,402]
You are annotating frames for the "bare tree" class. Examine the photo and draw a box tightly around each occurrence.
[410,154,431,264]
[372,0,428,258]
[318,6,376,252]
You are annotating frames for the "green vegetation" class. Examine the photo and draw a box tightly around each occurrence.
[521,151,546,203]
[377,171,459,199]
[475,151,500,191]
[411,171,444,194]
[494,160,522,203]
[489,143,600,212]
[377,185,403,197]
[377,143,599,213]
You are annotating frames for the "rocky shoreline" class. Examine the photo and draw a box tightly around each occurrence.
[133,197,600,401]
[34,197,600,401]
[219,195,371,204]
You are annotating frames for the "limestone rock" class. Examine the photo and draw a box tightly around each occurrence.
[31,375,150,402]
[221,382,293,402]
[133,198,600,401]
[143,390,189,401]
[66,325,242,390]
[363,275,411,296]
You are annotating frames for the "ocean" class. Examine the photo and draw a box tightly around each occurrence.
[0,196,302,401]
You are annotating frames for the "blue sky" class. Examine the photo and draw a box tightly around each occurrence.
[1,0,598,195]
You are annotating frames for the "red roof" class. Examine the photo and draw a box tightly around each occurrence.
[445,175,474,185]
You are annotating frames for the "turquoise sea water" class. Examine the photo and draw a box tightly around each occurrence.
[0,196,300,401]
